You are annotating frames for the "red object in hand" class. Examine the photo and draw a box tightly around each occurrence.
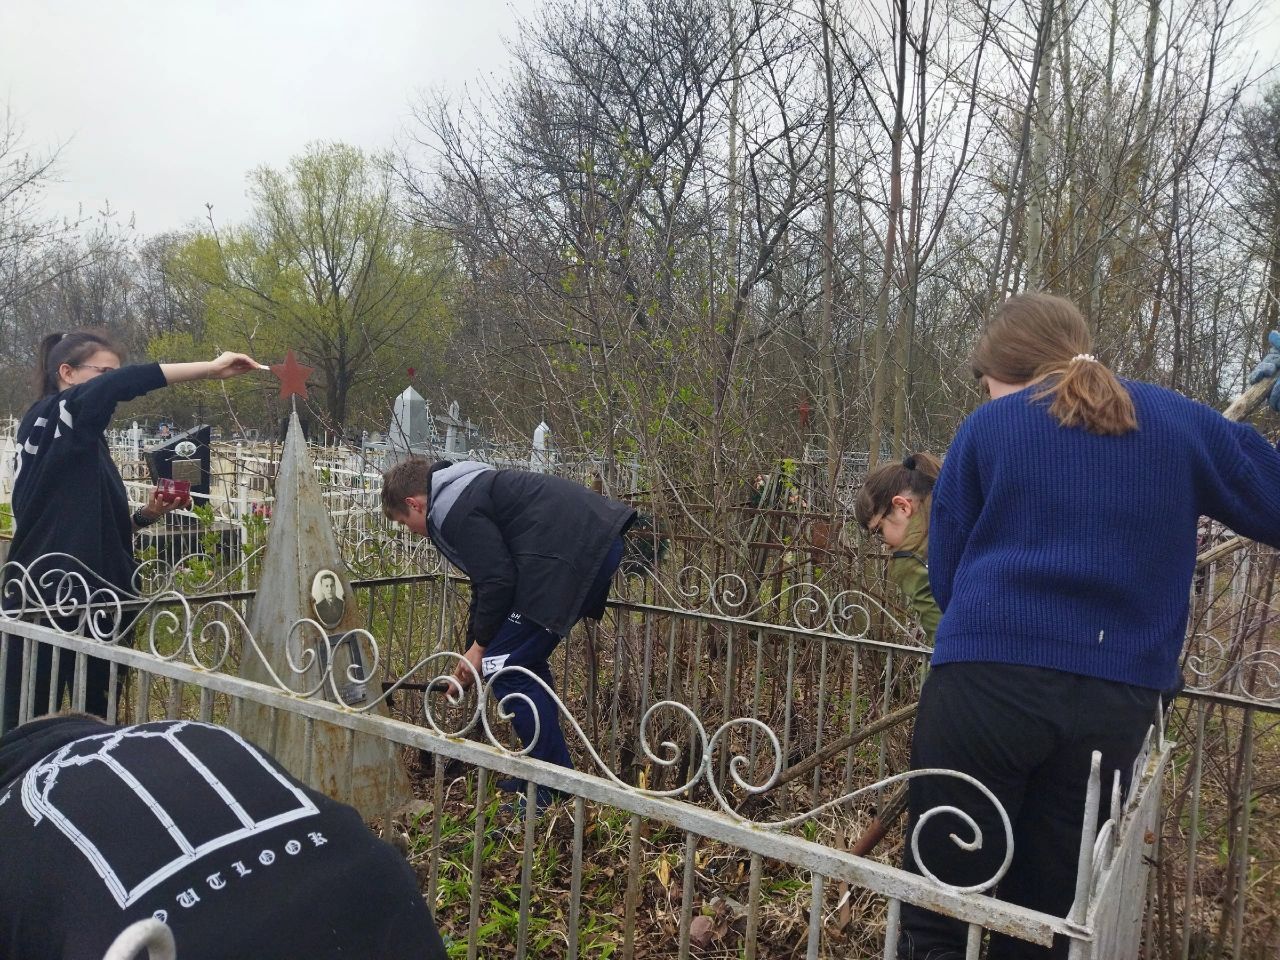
[160,479,191,501]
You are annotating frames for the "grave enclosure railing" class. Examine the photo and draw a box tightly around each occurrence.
[0,547,1187,959]
[0,452,1272,957]
[341,554,1280,960]
[0,409,1272,956]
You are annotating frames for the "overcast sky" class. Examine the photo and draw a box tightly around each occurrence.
[0,0,537,234]
[2,0,1278,237]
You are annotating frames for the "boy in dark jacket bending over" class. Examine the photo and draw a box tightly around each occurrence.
[381,459,636,792]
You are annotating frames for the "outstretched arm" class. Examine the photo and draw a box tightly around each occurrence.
[1200,414,1280,549]
[160,352,264,384]
[66,352,265,435]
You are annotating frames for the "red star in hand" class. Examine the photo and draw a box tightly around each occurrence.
[270,350,315,399]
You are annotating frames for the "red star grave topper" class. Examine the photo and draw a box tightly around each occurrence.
[270,350,315,399]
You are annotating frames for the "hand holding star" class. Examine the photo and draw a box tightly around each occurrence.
[207,352,267,379]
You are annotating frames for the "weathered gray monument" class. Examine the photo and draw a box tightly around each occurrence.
[235,406,412,817]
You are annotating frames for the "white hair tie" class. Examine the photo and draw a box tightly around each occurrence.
[1070,353,1096,364]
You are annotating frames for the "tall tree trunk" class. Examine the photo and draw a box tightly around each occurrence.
[866,0,908,472]
[1023,0,1055,289]
[892,0,930,455]
[1265,222,1280,335]
[1058,0,1079,293]
[716,1,743,558]
[1111,0,1162,338]
[818,0,841,496]
[989,0,1053,302]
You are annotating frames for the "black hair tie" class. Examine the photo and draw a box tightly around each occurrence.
[902,455,917,471]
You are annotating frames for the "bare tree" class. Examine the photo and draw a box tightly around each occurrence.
[0,110,92,350]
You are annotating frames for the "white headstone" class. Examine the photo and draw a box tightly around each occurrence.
[444,401,461,453]
[389,387,429,453]
[128,421,143,463]
[0,436,15,496]
[531,421,551,473]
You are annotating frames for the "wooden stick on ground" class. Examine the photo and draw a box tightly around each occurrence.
[761,702,918,796]
[850,783,910,857]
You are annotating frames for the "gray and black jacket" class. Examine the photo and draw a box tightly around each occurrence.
[427,462,637,647]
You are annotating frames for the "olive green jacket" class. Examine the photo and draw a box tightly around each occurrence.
[887,512,940,645]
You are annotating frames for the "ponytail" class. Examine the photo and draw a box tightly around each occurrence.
[34,333,65,397]
[855,451,941,544]
[1032,354,1137,436]
[33,330,122,398]
[971,293,1137,436]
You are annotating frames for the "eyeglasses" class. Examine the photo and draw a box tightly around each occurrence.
[865,513,885,541]
[75,364,119,374]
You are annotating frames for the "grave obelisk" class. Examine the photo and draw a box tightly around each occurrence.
[235,351,412,817]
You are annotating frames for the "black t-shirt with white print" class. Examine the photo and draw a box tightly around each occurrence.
[7,364,167,601]
[0,717,448,960]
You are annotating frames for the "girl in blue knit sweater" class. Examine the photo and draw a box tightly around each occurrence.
[899,293,1280,959]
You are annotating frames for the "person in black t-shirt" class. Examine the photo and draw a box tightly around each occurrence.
[1,331,262,734]
[0,713,449,960]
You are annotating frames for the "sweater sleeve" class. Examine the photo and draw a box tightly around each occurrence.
[889,552,940,644]
[1198,415,1280,548]
[928,418,984,613]
[446,510,517,648]
[59,364,167,436]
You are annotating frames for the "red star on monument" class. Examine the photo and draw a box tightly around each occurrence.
[270,350,315,399]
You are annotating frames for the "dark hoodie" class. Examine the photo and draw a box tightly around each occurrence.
[0,716,447,960]
[427,462,637,647]
[0,713,109,788]
[7,364,168,600]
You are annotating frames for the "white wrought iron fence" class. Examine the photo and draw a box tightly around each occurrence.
[0,427,1275,956]
[0,552,1177,959]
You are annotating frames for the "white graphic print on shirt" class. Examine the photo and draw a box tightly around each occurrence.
[20,721,319,908]
[12,400,75,485]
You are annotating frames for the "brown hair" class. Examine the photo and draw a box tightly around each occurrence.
[855,452,941,551]
[970,293,1136,436]
[34,330,123,398]
[380,457,451,518]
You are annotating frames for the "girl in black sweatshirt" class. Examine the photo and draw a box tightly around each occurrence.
[1,330,261,733]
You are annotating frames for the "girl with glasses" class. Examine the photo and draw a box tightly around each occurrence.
[854,453,942,645]
[1,330,262,734]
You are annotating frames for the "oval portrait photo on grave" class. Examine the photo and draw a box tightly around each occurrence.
[311,569,347,628]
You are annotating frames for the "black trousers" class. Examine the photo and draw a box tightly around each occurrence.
[899,662,1160,959]
[1,616,132,735]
